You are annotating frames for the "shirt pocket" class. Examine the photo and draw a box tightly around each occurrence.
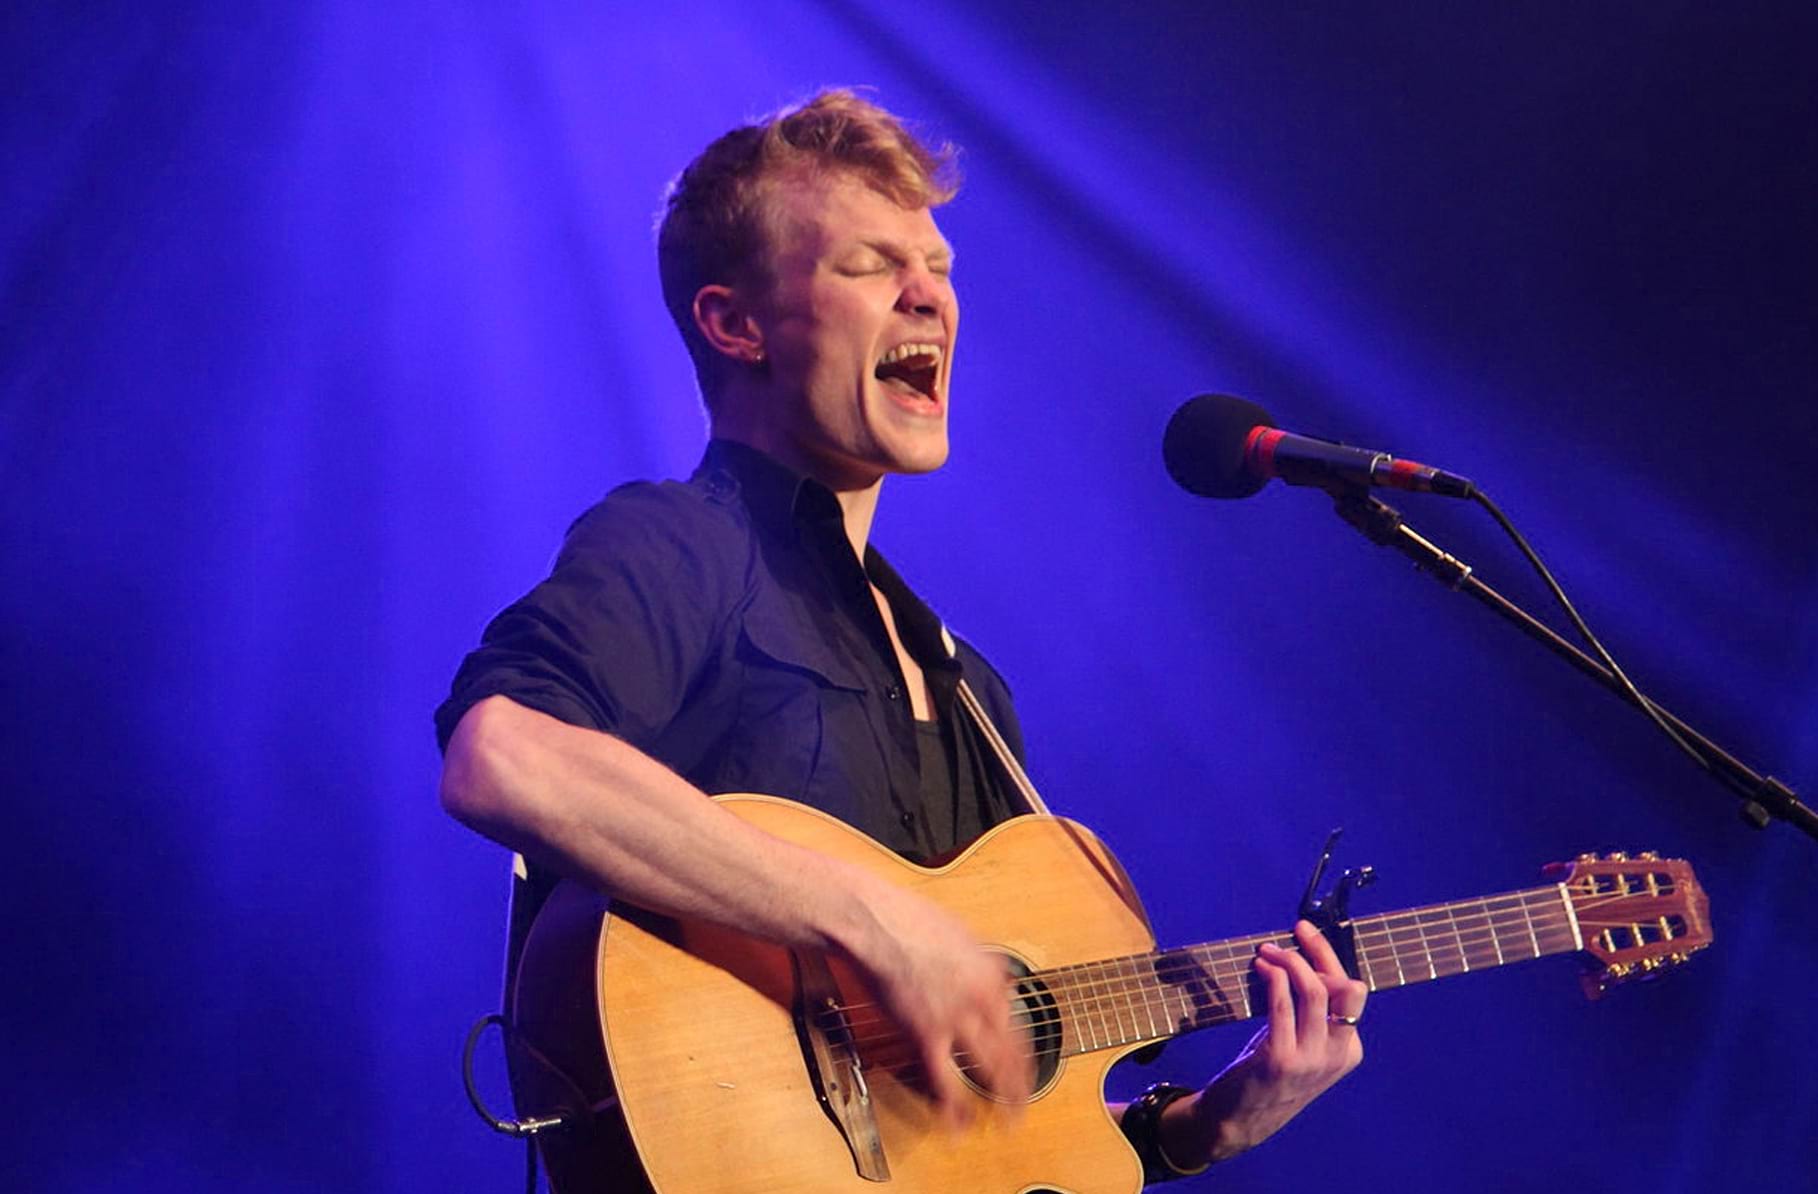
[721,602,870,804]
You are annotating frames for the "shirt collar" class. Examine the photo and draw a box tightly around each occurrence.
[865,549,959,673]
[694,438,958,673]
[696,438,843,535]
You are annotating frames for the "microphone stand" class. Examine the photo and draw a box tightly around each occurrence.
[1331,490,1818,842]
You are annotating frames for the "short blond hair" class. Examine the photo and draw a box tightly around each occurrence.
[657,89,959,401]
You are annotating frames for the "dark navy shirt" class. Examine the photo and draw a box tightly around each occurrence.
[434,439,1025,861]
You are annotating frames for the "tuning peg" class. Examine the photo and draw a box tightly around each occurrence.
[1604,851,1629,861]
[1576,852,1598,862]
[1637,850,1660,860]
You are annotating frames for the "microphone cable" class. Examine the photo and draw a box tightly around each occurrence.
[1467,487,1709,771]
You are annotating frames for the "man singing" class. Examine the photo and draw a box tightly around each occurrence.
[437,88,1365,1187]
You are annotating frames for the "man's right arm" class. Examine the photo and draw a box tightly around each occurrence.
[439,693,1031,1119]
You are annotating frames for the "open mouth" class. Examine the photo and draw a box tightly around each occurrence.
[873,342,943,406]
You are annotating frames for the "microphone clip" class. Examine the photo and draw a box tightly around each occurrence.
[1332,491,1474,590]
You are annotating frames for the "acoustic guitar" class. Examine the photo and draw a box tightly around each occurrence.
[509,795,1711,1193]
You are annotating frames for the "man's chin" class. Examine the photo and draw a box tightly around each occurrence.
[887,435,950,476]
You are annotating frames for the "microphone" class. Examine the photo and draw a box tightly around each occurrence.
[1163,394,1475,500]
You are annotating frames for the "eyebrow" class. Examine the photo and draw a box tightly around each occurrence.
[860,238,956,266]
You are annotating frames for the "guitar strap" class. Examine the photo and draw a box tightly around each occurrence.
[942,624,1051,817]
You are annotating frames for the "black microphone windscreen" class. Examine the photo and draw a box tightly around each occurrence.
[1163,394,1276,499]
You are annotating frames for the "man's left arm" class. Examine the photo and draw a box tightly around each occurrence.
[1122,919,1368,1176]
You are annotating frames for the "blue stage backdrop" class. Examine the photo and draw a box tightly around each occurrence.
[5,3,1814,1189]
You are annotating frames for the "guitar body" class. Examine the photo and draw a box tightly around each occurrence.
[512,795,1158,1194]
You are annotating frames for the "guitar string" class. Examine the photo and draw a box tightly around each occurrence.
[797,902,1690,1090]
[817,914,1551,1052]
[814,967,1679,1089]
[829,882,1674,1036]
[822,904,1667,1052]
[821,887,1640,1027]
[813,893,1681,1057]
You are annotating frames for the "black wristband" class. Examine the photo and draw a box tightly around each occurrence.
[1120,1082,1209,1184]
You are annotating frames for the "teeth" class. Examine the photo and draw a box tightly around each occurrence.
[877,342,943,367]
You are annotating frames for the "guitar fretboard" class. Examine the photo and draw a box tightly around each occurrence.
[1027,883,1580,1057]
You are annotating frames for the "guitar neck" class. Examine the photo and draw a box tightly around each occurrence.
[1032,882,1580,1058]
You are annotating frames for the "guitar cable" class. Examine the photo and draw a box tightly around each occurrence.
[461,1012,587,1194]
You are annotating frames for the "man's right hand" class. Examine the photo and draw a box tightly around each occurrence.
[841,873,1034,1127]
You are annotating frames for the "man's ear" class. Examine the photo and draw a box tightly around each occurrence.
[693,285,766,365]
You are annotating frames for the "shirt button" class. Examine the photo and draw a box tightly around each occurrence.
[899,811,916,828]
[885,685,902,702]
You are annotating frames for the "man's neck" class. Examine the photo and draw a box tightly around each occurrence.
[712,425,884,559]
[829,481,882,562]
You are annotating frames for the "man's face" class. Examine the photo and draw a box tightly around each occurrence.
[749,172,958,489]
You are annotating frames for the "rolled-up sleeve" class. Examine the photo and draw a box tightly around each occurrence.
[433,483,746,753]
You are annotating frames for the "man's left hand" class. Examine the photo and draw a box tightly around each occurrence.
[1161,918,1368,1168]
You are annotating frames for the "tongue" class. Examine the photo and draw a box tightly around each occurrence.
[875,355,937,396]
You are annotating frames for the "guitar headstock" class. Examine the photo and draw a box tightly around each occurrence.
[1543,852,1713,999]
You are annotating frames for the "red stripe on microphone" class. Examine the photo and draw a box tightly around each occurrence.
[1385,457,1430,491]
[1247,426,1283,479]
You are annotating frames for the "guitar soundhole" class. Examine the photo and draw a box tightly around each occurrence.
[961,954,1064,1102]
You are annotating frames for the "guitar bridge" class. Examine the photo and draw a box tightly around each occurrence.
[793,951,891,1182]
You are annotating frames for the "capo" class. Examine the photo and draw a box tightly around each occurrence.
[1296,828,1376,980]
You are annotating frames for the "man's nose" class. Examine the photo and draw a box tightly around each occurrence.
[896,266,950,319]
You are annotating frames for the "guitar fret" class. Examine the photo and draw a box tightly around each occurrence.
[1237,945,1255,1020]
[1070,961,1103,1049]
[1064,965,1083,1049]
[1440,902,1469,974]
[1484,899,1506,966]
[1133,956,1163,1040]
[1384,917,1409,987]
[1556,882,1584,952]
[1056,962,1099,1054]
[1061,966,1083,1046]
[1490,898,1527,964]
[1359,937,1381,988]
[1090,958,1122,1046]
[1412,911,1438,980]
[1462,900,1499,971]
[1081,960,1113,1048]
[1115,955,1151,1042]
[1198,942,1252,1024]
[1159,949,1190,1033]
[1085,961,1112,1049]
[1049,965,1078,1054]
[1110,956,1136,1042]
[1090,959,1134,1046]
[1517,892,1542,959]
[1175,959,1203,1030]
[1086,959,1127,1046]
[1103,959,1134,1044]
[1152,953,1184,1034]
[1132,957,1160,1041]
[1535,888,1579,955]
